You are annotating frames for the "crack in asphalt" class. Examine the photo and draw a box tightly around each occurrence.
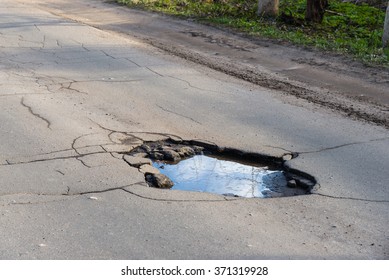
[41,35,47,49]
[59,81,89,95]
[1,107,386,204]
[157,104,202,125]
[21,71,143,96]
[125,58,141,67]
[0,182,232,207]
[0,144,111,165]
[121,187,234,202]
[55,169,65,176]
[297,137,389,154]
[73,180,389,203]
[0,126,137,168]
[88,117,184,142]
[71,133,101,152]
[146,66,163,77]
[166,75,220,94]
[33,24,41,32]
[105,130,143,145]
[10,182,386,205]
[73,79,143,84]
[72,137,97,166]
[0,70,60,98]
[264,137,389,158]
[0,93,47,98]
[0,123,178,168]
[16,35,44,48]
[264,145,294,154]
[145,66,220,93]
[101,50,116,59]
[312,193,389,203]
[31,144,112,157]
[7,57,44,67]
[20,97,52,129]
[75,157,92,168]
[2,198,71,207]
[0,151,107,167]
[1,132,116,167]
[99,145,122,159]
[81,44,90,51]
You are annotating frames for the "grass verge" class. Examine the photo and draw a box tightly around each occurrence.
[117,0,388,66]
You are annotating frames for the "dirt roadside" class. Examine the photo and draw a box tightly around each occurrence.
[31,0,389,127]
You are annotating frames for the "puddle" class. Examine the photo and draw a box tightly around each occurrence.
[125,139,315,198]
[152,155,306,198]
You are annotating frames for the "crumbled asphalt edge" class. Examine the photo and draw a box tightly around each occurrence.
[123,138,316,196]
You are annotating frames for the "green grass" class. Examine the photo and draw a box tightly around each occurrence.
[117,0,388,65]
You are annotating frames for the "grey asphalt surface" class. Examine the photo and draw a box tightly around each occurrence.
[0,0,388,259]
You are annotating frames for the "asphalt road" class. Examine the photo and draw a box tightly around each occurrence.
[0,0,388,259]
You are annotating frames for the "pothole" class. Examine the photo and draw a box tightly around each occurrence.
[124,139,315,198]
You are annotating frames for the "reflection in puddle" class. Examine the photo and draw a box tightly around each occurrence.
[153,155,301,198]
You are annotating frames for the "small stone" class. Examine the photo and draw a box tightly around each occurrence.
[176,146,195,157]
[145,173,174,189]
[123,155,152,168]
[89,196,98,200]
[149,152,164,160]
[132,152,148,158]
[287,179,297,188]
[282,154,293,161]
[190,140,216,151]
[168,136,183,143]
[161,150,181,162]
[140,144,151,153]
[162,145,173,150]
[139,164,160,175]
[192,145,205,153]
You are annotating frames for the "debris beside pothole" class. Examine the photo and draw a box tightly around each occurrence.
[145,173,174,189]
[123,139,316,198]
[123,155,152,168]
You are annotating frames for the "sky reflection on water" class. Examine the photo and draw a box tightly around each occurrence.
[153,155,288,198]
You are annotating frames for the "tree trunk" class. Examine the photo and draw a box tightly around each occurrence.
[305,0,328,23]
[383,2,389,48]
[257,0,280,17]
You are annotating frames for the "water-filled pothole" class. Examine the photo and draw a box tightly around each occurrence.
[125,139,315,198]
[154,155,306,198]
